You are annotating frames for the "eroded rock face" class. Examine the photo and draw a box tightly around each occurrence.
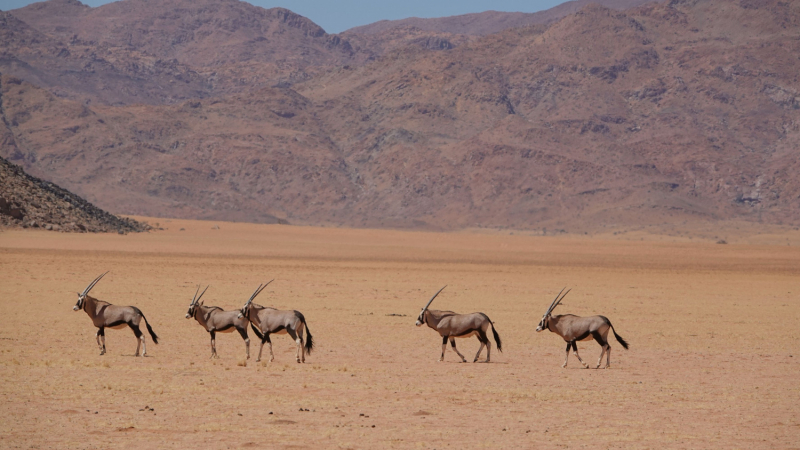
[1,0,799,233]
[0,156,149,233]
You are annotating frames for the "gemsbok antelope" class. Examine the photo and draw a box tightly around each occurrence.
[185,285,251,359]
[536,288,629,369]
[415,286,502,363]
[72,272,159,356]
[237,282,314,363]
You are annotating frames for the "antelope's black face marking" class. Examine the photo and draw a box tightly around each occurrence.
[415,310,425,326]
[238,305,249,320]
[73,294,84,311]
[185,304,196,319]
[536,316,548,332]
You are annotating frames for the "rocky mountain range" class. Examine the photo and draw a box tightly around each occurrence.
[344,0,653,36]
[1,0,798,233]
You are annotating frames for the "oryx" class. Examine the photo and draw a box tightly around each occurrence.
[238,281,314,363]
[72,272,159,356]
[536,288,629,369]
[185,285,251,359]
[415,286,502,363]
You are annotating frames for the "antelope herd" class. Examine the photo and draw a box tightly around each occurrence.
[72,273,628,367]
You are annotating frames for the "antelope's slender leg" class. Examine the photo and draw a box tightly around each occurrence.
[591,331,609,368]
[482,330,492,363]
[473,341,484,362]
[296,323,306,363]
[236,327,250,360]
[210,330,217,359]
[287,328,302,363]
[96,328,106,355]
[257,334,272,362]
[596,345,607,369]
[571,341,588,368]
[563,341,571,368]
[141,334,147,357]
[449,338,467,362]
[131,323,143,357]
[440,335,448,362]
[605,346,612,369]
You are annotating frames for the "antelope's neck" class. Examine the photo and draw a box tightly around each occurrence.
[424,310,443,330]
[83,296,98,319]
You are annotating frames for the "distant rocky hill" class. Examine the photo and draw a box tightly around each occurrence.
[344,0,654,36]
[1,0,798,233]
[0,155,149,233]
[4,0,362,104]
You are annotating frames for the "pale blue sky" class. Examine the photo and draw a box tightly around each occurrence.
[4,0,567,33]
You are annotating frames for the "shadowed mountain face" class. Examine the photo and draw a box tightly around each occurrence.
[1,0,799,232]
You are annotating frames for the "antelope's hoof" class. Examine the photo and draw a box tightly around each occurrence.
[255,358,261,362]
[582,364,589,369]
[561,364,567,368]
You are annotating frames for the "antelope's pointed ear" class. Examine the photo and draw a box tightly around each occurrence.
[198,299,204,306]
[76,292,81,297]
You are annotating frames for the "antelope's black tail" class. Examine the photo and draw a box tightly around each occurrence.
[489,317,502,352]
[141,312,158,344]
[295,311,313,355]
[304,322,314,355]
[611,324,628,350]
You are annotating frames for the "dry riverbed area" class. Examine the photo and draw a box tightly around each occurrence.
[1,219,798,449]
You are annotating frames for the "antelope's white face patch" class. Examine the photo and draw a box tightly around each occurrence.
[415,310,425,326]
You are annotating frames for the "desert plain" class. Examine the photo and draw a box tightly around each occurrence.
[1,219,799,449]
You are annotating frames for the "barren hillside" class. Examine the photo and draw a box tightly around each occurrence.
[344,0,654,36]
[1,0,798,232]
[0,155,149,232]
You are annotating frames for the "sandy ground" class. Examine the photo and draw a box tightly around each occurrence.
[1,218,799,449]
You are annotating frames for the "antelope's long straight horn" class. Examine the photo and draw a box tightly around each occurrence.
[422,285,447,313]
[543,287,565,315]
[196,285,209,304]
[189,285,201,306]
[245,284,262,307]
[548,288,571,315]
[245,279,274,306]
[82,271,109,297]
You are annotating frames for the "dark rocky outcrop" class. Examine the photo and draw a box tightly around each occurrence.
[0,156,149,233]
